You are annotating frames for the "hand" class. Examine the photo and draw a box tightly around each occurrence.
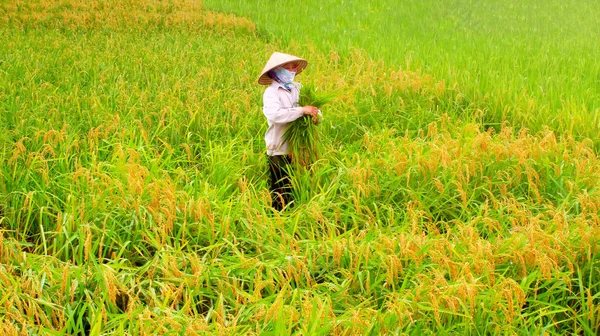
[302,105,318,117]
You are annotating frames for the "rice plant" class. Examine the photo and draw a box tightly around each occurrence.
[282,84,335,167]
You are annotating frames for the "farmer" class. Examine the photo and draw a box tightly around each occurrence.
[257,52,319,211]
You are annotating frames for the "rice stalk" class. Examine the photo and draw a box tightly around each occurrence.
[282,84,335,167]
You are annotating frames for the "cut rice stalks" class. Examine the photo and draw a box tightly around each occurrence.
[283,84,335,167]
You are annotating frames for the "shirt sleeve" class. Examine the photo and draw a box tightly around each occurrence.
[263,88,304,124]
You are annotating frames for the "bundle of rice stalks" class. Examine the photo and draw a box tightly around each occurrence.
[283,85,335,167]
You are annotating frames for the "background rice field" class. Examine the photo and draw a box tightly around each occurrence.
[206,0,600,144]
[0,0,599,334]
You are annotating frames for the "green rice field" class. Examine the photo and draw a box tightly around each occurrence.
[205,0,600,142]
[0,0,599,334]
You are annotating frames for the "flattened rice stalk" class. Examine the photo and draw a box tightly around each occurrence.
[282,84,335,167]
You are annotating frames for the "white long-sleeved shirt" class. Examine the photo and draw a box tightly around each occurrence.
[263,81,304,156]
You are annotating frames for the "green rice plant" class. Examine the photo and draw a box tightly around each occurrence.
[282,85,335,167]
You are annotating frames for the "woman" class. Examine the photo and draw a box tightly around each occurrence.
[257,52,319,211]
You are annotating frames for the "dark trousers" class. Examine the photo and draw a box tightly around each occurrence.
[268,155,293,211]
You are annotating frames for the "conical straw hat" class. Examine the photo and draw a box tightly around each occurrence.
[257,52,308,85]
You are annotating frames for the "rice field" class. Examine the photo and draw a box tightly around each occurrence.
[0,0,599,334]
[206,0,600,145]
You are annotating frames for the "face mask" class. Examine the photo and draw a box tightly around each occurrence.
[272,67,296,84]
[282,68,296,82]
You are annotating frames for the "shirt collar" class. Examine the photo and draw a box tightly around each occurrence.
[271,80,297,92]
